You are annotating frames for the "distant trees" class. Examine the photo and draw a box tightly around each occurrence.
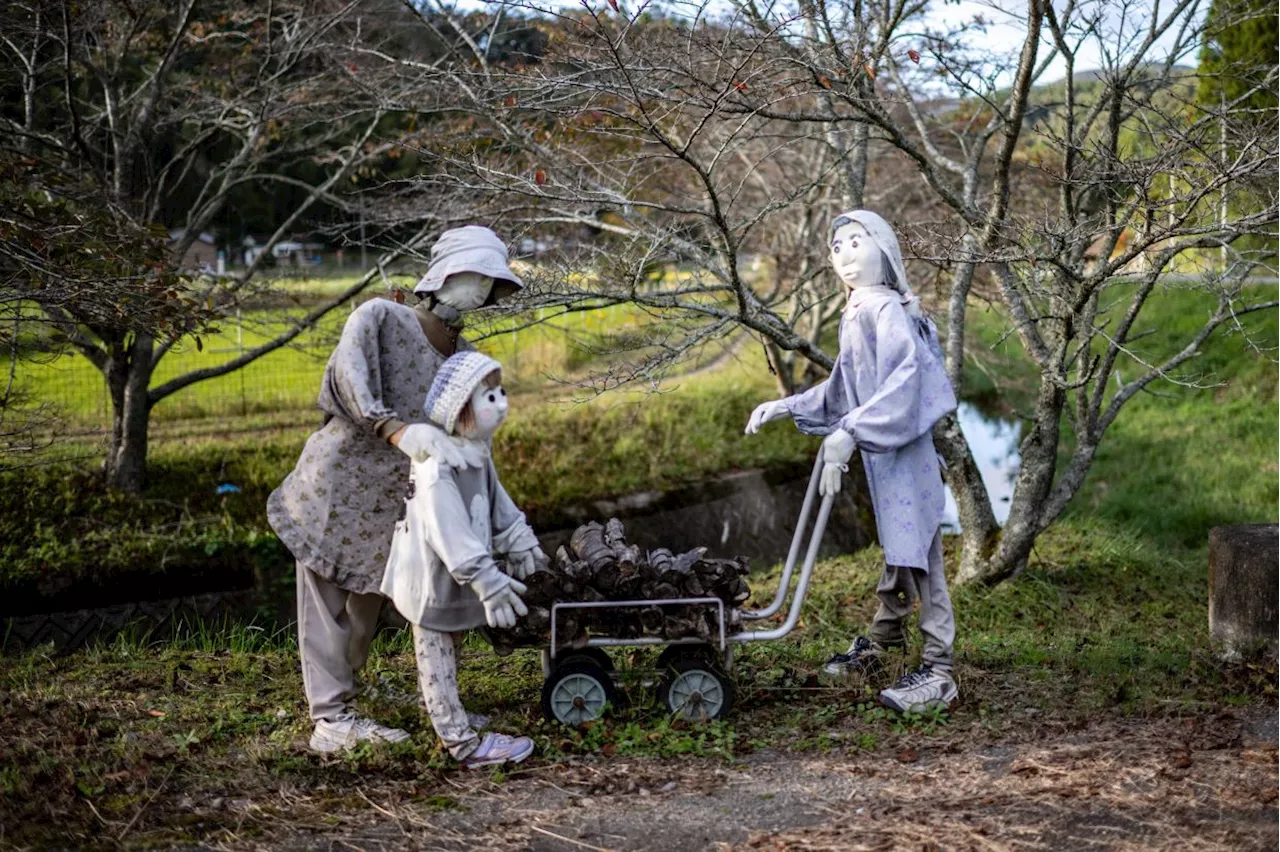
[0,0,455,490]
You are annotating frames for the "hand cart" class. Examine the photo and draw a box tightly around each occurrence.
[539,454,836,724]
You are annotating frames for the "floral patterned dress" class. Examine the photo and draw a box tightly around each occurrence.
[267,298,464,594]
[784,285,957,570]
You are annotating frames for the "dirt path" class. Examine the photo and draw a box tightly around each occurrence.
[250,708,1276,852]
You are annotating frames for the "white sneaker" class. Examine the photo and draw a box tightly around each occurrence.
[879,665,958,714]
[309,716,411,754]
[459,732,534,769]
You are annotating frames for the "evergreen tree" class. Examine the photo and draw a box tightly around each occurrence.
[1197,0,1279,112]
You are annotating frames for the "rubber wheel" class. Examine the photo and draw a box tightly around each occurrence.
[541,659,616,726]
[655,643,714,672]
[555,647,614,672]
[658,656,734,722]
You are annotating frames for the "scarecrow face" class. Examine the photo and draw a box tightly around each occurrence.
[437,271,495,311]
[829,220,883,291]
[463,379,508,439]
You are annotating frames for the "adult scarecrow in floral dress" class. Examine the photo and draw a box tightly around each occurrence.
[268,226,531,753]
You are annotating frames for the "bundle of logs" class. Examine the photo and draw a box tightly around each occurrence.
[488,518,752,654]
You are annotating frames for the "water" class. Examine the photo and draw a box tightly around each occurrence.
[941,402,1021,534]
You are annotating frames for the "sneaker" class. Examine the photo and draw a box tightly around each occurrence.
[309,716,411,754]
[822,636,898,677]
[879,665,958,714]
[459,732,535,769]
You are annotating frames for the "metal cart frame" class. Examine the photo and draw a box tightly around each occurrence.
[538,455,836,723]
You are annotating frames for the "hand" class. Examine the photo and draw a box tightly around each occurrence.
[745,399,789,435]
[481,577,529,630]
[819,429,856,497]
[507,546,547,580]
[394,423,467,468]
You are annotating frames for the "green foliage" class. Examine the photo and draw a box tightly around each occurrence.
[1197,0,1280,112]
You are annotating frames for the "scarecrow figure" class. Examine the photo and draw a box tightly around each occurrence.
[267,226,524,753]
[381,351,541,768]
[746,210,960,713]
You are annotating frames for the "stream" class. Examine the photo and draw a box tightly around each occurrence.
[942,401,1022,534]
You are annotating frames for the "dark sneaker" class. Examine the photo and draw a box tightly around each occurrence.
[879,665,958,713]
[821,636,898,677]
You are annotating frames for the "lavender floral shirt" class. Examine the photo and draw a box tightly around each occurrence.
[784,285,957,570]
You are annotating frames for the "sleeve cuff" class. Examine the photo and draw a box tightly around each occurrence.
[468,561,509,601]
[376,417,407,442]
[493,519,539,555]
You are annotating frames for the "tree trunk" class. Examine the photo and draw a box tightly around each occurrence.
[104,335,155,493]
[933,412,1000,581]
[956,376,1065,586]
[1209,524,1279,659]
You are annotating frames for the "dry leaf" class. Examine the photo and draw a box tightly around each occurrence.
[534,167,547,185]
[896,747,918,763]
[606,0,618,9]
[908,49,921,64]
[147,709,166,718]
[732,80,749,92]
[817,74,832,89]
[864,63,876,80]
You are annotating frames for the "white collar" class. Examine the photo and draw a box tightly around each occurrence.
[845,284,907,310]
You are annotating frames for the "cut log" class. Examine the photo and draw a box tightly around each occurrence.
[1209,524,1279,660]
[486,517,753,651]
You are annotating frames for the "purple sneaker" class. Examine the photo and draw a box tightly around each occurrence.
[459,732,535,769]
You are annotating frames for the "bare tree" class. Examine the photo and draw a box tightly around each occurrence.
[377,0,1276,586]
[0,0,458,491]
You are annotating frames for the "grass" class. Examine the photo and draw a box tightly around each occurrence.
[0,518,1273,848]
[0,280,1275,848]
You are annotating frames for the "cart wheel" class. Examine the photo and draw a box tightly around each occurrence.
[658,656,734,722]
[655,643,714,672]
[541,659,616,726]
[555,647,614,672]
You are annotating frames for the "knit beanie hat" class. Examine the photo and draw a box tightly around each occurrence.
[414,226,523,307]
[423,351,503,435]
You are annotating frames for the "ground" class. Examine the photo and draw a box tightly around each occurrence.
[1,286,1275,849]
[259,710,1277,852]
[2,533,1276,851]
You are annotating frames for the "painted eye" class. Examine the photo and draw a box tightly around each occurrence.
[499,388,506,397]
[832,244,840,254]
[488,393,496,403]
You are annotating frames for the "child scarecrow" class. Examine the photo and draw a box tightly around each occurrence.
[746,210,960,713]
[381,351,542,768]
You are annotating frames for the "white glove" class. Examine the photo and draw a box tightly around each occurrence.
[745,399,790,435]
[507,545,547,580]
[819,429,856,497]
[396,423,467,468]
[481,577,529,630]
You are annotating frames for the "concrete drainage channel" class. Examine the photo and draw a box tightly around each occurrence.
[1,461,874,655]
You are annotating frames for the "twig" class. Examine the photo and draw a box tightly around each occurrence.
[529,824,614,851]
[118,765,175,842]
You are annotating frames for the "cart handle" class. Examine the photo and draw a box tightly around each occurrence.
[729,470,836,644]
[739,453,824,622]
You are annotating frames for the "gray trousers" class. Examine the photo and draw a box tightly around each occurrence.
[868,530,955,669]
[412,626,480,760]
[297,564,383,723]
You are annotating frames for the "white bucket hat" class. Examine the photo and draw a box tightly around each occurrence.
[414,225,523,307]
